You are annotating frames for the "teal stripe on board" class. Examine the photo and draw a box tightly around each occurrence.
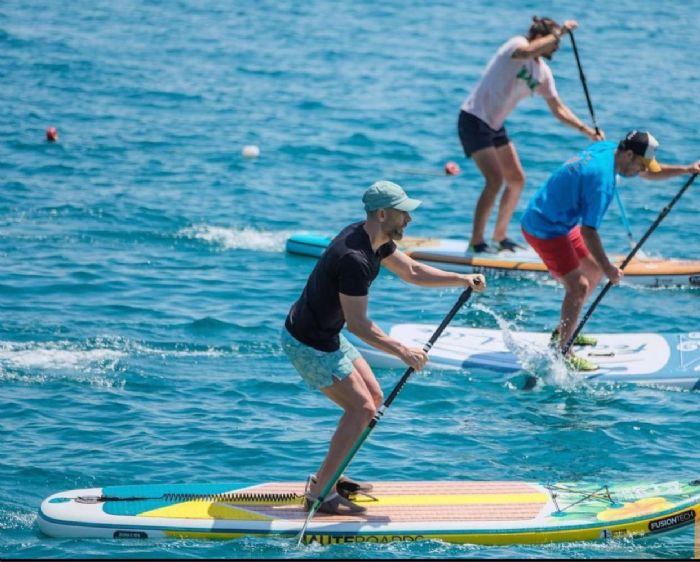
[101,483,245,516]
[1,0,699,559]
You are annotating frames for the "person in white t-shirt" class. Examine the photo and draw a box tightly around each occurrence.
[458,17,604,254]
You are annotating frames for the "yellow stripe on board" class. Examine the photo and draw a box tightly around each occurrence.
[163,530,249,540]
[143,492,547,520]
[140,501,274,521]
[352,492,547,506]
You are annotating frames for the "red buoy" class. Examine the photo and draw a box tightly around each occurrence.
[444,161,460,176]
[46,127,59,142]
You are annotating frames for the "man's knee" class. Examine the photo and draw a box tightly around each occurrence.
[353,400,377,424]
[483,171,504,192]
[569,275,590,299]
[505,172,525,192]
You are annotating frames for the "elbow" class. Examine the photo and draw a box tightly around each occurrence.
[552,108,566,121]
[346,318,371,336]
[401,264,423,285]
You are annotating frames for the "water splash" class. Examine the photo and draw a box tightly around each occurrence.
[0,506,36,531]
[470,303,583,391]
[177,225,291,252]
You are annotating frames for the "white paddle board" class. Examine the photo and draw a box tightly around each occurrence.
[347,325,700,390]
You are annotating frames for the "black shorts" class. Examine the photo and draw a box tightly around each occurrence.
[457,110,510,157]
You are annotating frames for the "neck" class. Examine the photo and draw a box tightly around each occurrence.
[363,219,390,251]
[613,149,623,174]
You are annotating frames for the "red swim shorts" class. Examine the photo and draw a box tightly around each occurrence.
[522,225,590,278]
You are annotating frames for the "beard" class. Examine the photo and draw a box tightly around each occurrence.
[619,170,641,178]
[385,225,405,241]
[619,164,642,178]
[390,227,404,240]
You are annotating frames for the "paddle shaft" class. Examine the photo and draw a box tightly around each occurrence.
[563,173,698,355]
[569,30,599,136]
[614,186,646,254]
[296,287,474,545]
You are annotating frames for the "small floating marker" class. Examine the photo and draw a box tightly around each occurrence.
[242,145,260,158]
[444,161,460,175]
[46,126,59,142]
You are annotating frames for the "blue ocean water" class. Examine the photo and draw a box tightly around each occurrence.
[1,0,699,558]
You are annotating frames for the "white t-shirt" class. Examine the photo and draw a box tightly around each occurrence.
[461,36,558,131]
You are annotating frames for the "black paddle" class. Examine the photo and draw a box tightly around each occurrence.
[562,173,698,355]
[296,285,476,545]
[569,29,600,137]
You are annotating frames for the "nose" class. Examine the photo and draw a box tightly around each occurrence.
[404,212,412,225]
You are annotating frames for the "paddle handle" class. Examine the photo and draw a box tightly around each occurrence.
[296,287,474,544]
[563,173,697,354]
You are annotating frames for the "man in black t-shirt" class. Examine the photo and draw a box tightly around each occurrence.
[282,180,486,515]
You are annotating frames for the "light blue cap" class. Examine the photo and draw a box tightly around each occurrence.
[362,181,422,212]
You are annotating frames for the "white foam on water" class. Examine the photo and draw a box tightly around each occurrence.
[471,303,582,391]
[0,341,124,371]
[0,340,126,388]
[127,341,234,358]
[178,225,290,252]
[0,507,36,530]
[0,368,122,389]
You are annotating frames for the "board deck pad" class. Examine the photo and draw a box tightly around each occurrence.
[39,479,700,545]
[286,233,700,287]
[346,326,700,390]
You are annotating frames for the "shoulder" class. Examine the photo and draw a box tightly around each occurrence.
[334,221,364,240]
[589,142,617,169]
[378,240,397,259]
[506,35,529,49]
[581,144,616,183]
[338,250,370,274]
[502,35,529,56]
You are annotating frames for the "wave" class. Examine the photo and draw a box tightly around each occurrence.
[177,225,290,252]
[0,341,124,372]
[0,337,237,369]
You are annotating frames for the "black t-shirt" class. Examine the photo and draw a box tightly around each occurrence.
[285,221,396,352]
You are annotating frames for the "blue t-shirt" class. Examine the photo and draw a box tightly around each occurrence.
[521,141,617,239]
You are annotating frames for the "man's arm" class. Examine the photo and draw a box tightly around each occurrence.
[512,19,577,59]
[640,160,700,180]
[580,225,622,284]
[512,33,560,59]
[545,96,603,141]
[339,292,428,370]
[382,249,486,290]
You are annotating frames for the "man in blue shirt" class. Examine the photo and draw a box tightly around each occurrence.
[521,131,700,371]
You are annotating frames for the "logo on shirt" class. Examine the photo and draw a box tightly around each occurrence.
[517,66,540,91]
[565,152,593,173]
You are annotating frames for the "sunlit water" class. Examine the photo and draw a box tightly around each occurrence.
[2,0,699,558]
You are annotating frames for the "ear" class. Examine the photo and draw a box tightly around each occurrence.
[377,209,388,222]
